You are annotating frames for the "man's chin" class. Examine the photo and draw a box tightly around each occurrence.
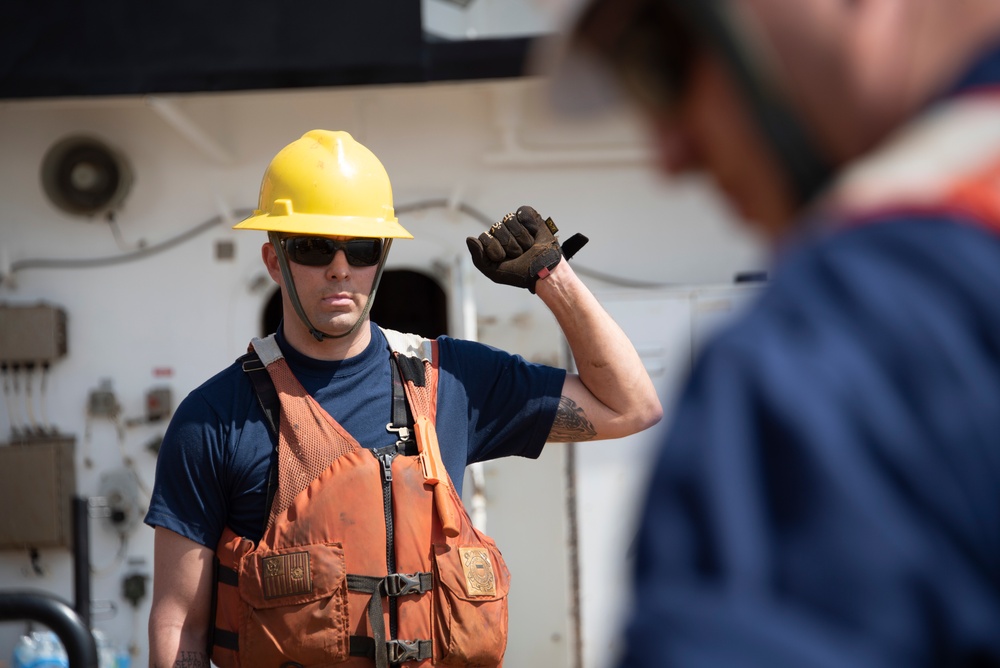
[314,315,365,337]
[722,193,798,243]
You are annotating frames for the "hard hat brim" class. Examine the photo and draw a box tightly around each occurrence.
[233,212,413,239]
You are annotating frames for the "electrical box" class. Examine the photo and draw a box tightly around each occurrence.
[0,437,76,550]
[87,379,120,419]
[145,386,172,422]
[0,303,68,364]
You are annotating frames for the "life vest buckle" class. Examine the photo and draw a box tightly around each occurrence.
[383,572,429,597]
[386,639,423,664]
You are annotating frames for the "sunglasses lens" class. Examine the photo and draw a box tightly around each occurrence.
[285,237,334,266]
[284,237,383,267]
[344,239,383,266]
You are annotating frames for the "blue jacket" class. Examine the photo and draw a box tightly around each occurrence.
[619,46,1000,667]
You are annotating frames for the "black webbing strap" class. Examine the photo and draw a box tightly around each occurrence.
[212,627,239,652]
[349,636,434,664]
[347,572,433,597]
[240,351,279,435]
[393,351,428,389]
[240,350,280,533]
[387,358,414,446]
[346,572,433,668]
[209,561,240,652]
[216,563,239,587]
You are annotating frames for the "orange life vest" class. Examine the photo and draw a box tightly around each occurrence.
[210,331,510,668]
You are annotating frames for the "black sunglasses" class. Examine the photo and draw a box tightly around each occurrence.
[281,236,384,267]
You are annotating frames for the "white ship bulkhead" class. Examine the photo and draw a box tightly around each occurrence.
[0,2,766,666]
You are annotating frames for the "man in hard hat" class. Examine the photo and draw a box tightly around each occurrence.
[552,0,1000,665]
[145,129,662,668]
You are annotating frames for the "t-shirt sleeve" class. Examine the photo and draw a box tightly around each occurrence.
[143,388,233,549]
[437,336,566,465]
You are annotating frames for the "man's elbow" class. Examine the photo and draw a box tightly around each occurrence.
[637,399,664,433]
[621,395,663,436]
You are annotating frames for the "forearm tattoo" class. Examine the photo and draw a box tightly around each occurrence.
[550,395,597,442]
[170,652,209,668]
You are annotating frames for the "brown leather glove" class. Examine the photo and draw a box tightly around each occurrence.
[466,205,588,293]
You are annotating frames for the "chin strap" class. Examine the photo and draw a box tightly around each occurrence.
[673,0,834,206]
[268,231,393,341]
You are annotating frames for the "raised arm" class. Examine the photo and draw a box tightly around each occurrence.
[535,259,662,441]
[149,527,215,668]
[466,205,662,442]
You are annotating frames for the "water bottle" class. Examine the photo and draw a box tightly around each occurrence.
[12,630,69,668]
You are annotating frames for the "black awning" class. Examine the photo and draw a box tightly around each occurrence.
[0,0,536,99]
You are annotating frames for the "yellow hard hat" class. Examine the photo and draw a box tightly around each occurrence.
[234,130,413,239]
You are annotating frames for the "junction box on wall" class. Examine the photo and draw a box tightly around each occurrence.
[0,303,67,364]
[0,437,76,550]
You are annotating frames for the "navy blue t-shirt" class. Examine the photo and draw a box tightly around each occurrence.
[619,215,1000,666]
[144,323,565,548]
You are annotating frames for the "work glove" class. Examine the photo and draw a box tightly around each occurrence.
[466,205,589,293]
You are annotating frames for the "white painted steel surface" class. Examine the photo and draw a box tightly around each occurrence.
[0,76,762,666]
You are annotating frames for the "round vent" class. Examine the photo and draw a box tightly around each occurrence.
[41,135,133,218]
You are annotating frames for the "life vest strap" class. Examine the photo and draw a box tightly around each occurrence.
[347,571,434,668]
[349,636,434,664]
[211,628,435,662]
[347,572,433,597]
[239,352,280,436]
[215,563,239,587]
[239,350,281,532]
[212,627,239,651]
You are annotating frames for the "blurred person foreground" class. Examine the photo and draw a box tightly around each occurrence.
[550,0,1000,665]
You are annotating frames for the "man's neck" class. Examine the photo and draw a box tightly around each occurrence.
[883,1,1000,126]
[281,319,374,361]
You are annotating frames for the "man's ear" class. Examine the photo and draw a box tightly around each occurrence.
[262,241,283,285]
